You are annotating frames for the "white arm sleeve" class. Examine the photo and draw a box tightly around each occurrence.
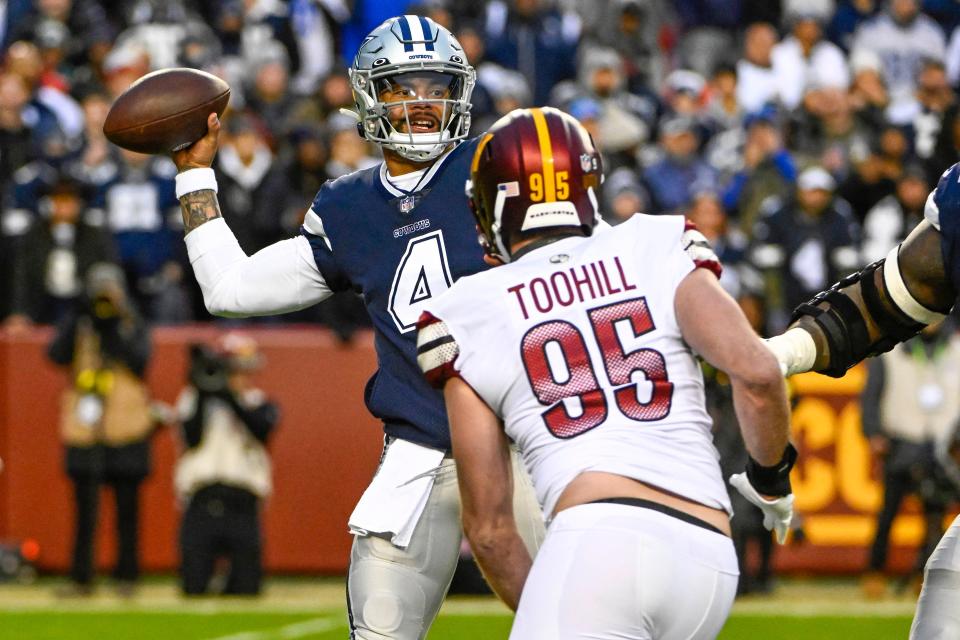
[184,218,333,317]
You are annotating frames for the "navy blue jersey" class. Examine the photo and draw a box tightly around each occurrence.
[300,139,486,450]
[928,164,960,295]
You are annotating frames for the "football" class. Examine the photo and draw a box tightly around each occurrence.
[103,67,230,154]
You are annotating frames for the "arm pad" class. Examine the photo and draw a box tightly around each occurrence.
[790,252,931,377]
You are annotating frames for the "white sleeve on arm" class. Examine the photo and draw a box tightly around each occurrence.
[185,218,332,317]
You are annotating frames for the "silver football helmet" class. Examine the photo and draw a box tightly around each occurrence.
[350,15,476,162]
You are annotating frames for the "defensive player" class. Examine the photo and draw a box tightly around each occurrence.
[765,164,960,639]
[416,108,796,638]
[169,16,543,640]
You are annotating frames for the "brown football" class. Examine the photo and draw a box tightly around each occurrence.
[103,67,230,154]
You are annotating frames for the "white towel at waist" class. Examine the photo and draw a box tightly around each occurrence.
[348,438,446,548]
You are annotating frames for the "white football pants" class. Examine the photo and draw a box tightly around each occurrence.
[510,501,739,640]
[911,514,960,640]
[347,443,544,640]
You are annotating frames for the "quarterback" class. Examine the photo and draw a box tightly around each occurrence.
[417,108,796,639]
[169,16,543,640]
[766,163,960,639]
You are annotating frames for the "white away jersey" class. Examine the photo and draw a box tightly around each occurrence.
[417,214,732,517]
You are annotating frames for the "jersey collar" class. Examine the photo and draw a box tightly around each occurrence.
[378,142,464,199]
[377,142,461,198]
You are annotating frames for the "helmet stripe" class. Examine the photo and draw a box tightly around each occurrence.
[397,16,414,52]
[471,133,494,174]
[530,108,556,202]
[418,16,436,51]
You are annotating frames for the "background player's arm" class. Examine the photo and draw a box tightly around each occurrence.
[675,269,791,466]
[444,377,531,611]
[769,220,954,376]
[169,114,333,317]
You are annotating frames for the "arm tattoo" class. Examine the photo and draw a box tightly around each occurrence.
[179,189,222,234]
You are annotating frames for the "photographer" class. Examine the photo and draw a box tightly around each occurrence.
[47,263,153,596]
[175,333,278,596]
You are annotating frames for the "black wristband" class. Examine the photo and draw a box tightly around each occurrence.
[745,443,798,497]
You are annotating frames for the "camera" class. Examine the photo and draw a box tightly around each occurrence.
[189,344,230,393]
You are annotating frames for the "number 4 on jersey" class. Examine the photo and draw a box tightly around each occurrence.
[389,231,454,333]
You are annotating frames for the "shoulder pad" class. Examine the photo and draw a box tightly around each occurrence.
[682,219,722,279]
[416,312,460,389]
[926,162,960,231]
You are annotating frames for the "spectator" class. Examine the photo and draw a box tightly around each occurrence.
[772,4,850,111]
[704,63,743,134]
[791,85,872,178]
[750,166,860,327]
[860,320,960,598]
[96,147,184,318]
[565,95,602,147]
[687,189,756,301]
[99,42,151,101]
[483,0,580,106]
[564,46,651,171]
[7,176,116,326]
[837,123,906,220]
[450,24,502,132]
[927,103,960,182]
[113,0,217,71]
[47,263,153,596]
[324,113,377,179]
[662,68,709,124]
[9,0,116,78]
[642,115,717,214]
[479,66,533,130]
[736,22,786,112]
[175,333,278,596]
[850,0,946,124]
[847,47,890,131]
[582,0,664,92]
[600,165,649,225]
[287,0,347,95]
[0,72,45,201]
[911,60,955,162]
[722,107,797,233]
[4,39,83,132]
[827,0,879,50]
[244,52,299,137]
[215,114,289,254]
[281,125,330,230]
[861,164,929,262]
[0,0,36,52]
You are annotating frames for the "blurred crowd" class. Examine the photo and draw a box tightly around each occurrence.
[3,0,960,335]
[3,0,960,595]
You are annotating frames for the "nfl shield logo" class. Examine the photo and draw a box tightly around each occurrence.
[580,154,592,172]
[399,195,416,213]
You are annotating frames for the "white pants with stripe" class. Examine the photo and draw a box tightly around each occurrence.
[911,514,960,639]
[510,502,739,640]
[347,442,544,640]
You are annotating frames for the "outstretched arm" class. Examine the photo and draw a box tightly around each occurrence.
[170,114,333,317]
[768,220,955,377]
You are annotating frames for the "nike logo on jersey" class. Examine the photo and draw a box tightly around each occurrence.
[507,256,638,320]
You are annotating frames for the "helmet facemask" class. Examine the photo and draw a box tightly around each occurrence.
[351,64,475,162]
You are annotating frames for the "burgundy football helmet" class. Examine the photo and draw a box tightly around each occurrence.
[468,107,603,261]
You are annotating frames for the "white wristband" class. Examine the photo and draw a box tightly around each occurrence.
[765,327,817,377]
[175,168,218,199]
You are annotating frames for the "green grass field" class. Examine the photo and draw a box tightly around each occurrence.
[0,578,918,639]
